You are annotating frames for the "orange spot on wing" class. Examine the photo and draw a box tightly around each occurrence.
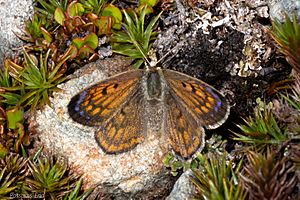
[89,89,96,94]
[183,83,193,92]
[100,108,110,116]
[195,90,206,100]
[187,95,201,107]
[109,126,117,138]
[94,98,105,106]
[99,135,109,149]
[107,95,125,109]
[183,131,190,141]
[81,100,89,107]
[91,93,104,101]
[179,118,185,128]
[114,128,124,143]
[195,107,203,114]
[107,84,118,91]
[169,81,201,107]
[91,107,101,116]
[201,106,209,113]
[86,105,93,112]
[100,97,112,107]
[187,137,200,156]
[108,145,119,152]
[122,143,130,150]
[205,102,213,109]
[207,96,215,104]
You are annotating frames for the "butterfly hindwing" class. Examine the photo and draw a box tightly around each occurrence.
[163,69,229,129]
[165,92,205,158]
[68,70,144,126]
[95,89,145,154]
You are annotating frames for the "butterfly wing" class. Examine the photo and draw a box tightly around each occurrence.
[95,89,145,153]
[163,69,229,129]
[68,70,146,154]
[165,93,205,158]
[68,70,144,126]
[162,69,229,158]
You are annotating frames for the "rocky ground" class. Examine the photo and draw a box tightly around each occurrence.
[0,0,298,199]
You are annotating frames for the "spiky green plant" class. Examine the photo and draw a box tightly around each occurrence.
[0,65,13,88]
[240,150,298,200]
[191,153,247,200]
[35,0,69,16]
[0,66,21,106]
[26,157,77,199]
[233,98,288,151]
[111,5,162,68]
[270,13,300,74]
[20,13,52,46]
[280,76,300,110]
[79,0,107,16]
[3,49,69,109]
[62,178,93,200]
[0,154,28,177]
[0,167,18,199]
[0,154,29,198]
[0,151,93,199]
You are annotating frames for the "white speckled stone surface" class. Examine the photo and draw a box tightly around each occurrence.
[0,0,33,64]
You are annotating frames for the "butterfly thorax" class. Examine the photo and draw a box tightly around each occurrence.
[146,69,163,101]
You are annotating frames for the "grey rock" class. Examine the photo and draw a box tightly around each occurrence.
[0,0,34,64]
[166,170,197,200]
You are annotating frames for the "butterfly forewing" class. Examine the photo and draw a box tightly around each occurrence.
[165,93,205,158]
[68,70,144,126]
[96,89,145,153]
[163,69,229,129]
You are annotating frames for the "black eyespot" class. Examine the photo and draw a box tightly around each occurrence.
[102,87,107,95]
[190,84,196,93]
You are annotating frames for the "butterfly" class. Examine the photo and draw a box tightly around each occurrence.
[67,67,230,158]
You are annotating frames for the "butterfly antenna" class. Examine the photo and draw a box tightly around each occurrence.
[155,41,184,66]
[155,48,173,66]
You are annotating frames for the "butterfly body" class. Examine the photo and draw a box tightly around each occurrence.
[146,69,163,101]
[68,67,230,158]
